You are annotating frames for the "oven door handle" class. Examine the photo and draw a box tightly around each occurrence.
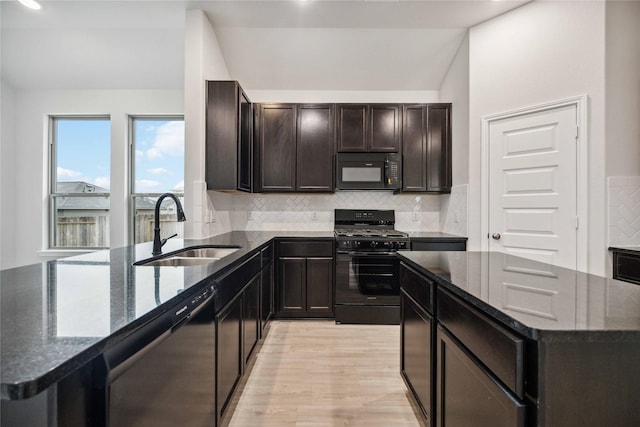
[337,251,397,256]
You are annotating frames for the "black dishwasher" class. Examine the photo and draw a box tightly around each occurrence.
[95,284,216,427]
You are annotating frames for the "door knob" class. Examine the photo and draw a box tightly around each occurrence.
[491,233,501,240]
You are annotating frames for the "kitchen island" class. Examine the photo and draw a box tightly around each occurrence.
[398,251,640,426]
[2,238,639,426]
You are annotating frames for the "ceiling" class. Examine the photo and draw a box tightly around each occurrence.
[0,0,529,91]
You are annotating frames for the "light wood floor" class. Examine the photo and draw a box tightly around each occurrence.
[225,320,425,427]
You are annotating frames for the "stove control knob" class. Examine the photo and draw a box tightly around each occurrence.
[370,241,378,248]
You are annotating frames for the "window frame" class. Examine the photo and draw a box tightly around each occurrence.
[128,115,185,245]
[49,115,111,250]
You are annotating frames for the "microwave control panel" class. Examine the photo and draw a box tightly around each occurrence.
[385,153,401,188]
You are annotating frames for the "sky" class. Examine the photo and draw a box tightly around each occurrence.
[56,118,184,194]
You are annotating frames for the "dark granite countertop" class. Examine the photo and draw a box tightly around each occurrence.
[0,231,333,400]
[399,251,640,341]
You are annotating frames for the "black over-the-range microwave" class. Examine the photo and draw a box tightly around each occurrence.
[335,152,402,190]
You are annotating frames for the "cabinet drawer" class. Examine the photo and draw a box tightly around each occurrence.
[411,240,466,251]
[436,326,525,427]
[437,288,524,399]
[400,263,434,314]
[278,241,333,257]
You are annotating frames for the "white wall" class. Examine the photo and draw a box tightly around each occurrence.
[183,9,230,239]
[1,81,16,269]
[605,1,640,176]
[246,90,439,104]
[3,89,183,268]
[439,34,470,237]
[604,1,640,272]
[467,1,607,274]
[439,34,469,187]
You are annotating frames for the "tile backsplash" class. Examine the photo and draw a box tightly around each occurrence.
[199,190,441,236]
[608,176,640,246]
[188,180,470,239]
[440,184,468,237]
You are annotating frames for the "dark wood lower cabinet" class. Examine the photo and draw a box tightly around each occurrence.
[280,257,306,314]
[306,257,333,315]
[260,260,274,334]
[214,246,274,427]
[242,275,260,365]
[276,240,335,319]
[436,326,525,427]
[278,256,334,318]
[400,289,433,424]
[215,293,242,425]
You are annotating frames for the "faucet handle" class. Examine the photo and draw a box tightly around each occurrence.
[161,233,178,247]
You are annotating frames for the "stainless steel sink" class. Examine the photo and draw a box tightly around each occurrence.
[172,247,240,259]
[134,245,241,267]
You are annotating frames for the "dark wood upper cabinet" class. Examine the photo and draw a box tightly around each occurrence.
[336,104,368,152]
[426,104,451,193]
[237,89,253,192]
[402,105,427,192]
[256,104,297,192]
[370,105,401,152]
[255,103,334,193]
[296,104,335,192]
[402,103,451,193]
[206,81,253,191]
[337,104,401,152]
[207,85,451,194]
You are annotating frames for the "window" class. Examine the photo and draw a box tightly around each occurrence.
[130,117,185,244]
[50,117,111,249]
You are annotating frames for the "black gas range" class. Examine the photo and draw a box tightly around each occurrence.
[334,209,410,252]
[334,209,409,325]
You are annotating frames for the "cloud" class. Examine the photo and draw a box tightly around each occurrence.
[136,179,161,192]
[146,121,184,160]
[136,149,144,159]
[146,147,162,160]
[147,167,171,175]
[94,176,111,190]
[57,167,82,179]
[172,180,184,192]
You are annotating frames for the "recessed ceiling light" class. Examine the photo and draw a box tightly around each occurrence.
[18,0,42,10]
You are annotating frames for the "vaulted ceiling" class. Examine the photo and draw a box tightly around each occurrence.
[1,0,528,91]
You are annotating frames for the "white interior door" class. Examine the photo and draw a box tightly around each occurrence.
[488,104,578,269]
